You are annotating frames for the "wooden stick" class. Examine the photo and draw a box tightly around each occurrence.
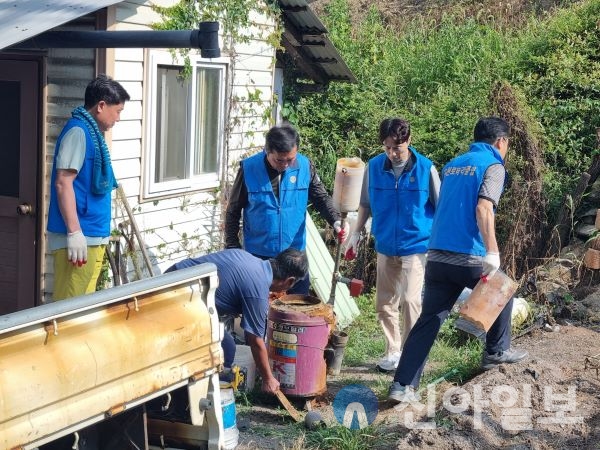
[116,185,155,277]
[274,390,303,422]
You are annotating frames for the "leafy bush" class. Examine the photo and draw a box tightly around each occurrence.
[286,0,600,224]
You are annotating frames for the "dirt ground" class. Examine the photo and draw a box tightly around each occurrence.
[235,324,600,449]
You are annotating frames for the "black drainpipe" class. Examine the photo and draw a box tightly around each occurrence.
[11,21,220,58]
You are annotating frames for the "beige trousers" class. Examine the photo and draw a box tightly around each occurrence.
[375,252,426,355]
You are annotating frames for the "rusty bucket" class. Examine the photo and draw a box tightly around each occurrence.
[455,270,518,338]
[268,295,334,397]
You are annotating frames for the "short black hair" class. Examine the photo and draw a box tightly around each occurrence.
[84,74,130,109]
[265,123,300,154]
[379,117,411,145]
[270,248,308,282]
[473,116,510,144]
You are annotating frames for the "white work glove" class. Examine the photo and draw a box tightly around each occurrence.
[343,232,360,261]
[67,230,88,266]
[482,252,500,279]
[333,220,350,244]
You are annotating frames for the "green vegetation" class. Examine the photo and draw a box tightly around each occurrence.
[344,291,484,394]
[303,424,401,450]
[287,0,600,224]
[343,294,386,365]
[425,316,484,387]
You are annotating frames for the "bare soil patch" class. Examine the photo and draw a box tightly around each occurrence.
[236,325,600,449]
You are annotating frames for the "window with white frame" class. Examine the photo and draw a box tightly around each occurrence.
[144,51,227,197]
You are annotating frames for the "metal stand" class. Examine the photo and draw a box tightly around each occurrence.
[328,212,348,306]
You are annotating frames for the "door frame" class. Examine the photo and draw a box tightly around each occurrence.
[0,52,46,309]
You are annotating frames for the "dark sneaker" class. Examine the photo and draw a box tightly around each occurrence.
[219,367,235,387]
[481,347,528,370]
[388,382,421,403]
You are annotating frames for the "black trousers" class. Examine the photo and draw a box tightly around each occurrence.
[393,260,513,388]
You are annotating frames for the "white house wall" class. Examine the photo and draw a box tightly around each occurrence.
[42,1,277,301]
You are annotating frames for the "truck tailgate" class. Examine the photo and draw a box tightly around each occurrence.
[0,265,222,449]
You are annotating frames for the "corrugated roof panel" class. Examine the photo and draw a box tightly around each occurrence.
[0,0,122,50]
[278,0,356,84]
[305,213,360,329]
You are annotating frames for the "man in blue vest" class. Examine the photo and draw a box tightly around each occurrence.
[166,248,308,394]
[388,116,528,403]
[344,117,440,372]
[225,123,348,295]
[47,75,130,300]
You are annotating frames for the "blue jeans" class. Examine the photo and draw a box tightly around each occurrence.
[393,261,513,388]
[221,330,236,368]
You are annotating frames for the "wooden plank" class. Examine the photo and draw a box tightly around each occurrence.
[274,390,302,422]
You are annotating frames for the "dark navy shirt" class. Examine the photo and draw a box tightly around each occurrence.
[166,249,272,338]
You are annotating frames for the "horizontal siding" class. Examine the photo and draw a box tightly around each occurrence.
[113,158,142,179]
[116,1,164,25]
[112,139,142,159]
[234,40,275,58]
[227,135,264,155]
[231,69,274,87]
[234,53,275,72]
[112,119,142,140]
[44,1,276,292]
[118,81,143,100]
[113,48,144,62]
[119,100,142,120]
[112,22,149,32]
[118,177,141,196]
[113,61,144,81]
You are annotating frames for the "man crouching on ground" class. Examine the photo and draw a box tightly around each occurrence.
[166,248,308,393]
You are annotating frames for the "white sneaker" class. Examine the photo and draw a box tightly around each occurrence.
[376,351,401,372]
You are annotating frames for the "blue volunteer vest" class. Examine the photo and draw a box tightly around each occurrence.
[47,119,113,237]
[428,142,505,256]
[368,148,435,256]
[242,151,310,257]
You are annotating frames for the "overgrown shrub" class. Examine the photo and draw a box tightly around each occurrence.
[287,0,600,259]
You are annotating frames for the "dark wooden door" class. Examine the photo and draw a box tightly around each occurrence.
[0,59,40,314]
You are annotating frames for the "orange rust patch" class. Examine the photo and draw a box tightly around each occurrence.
[270,295,336,329]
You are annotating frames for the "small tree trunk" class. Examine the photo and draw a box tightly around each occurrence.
[547,128,600,256]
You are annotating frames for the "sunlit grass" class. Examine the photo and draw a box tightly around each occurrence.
[342,293,385,366]
[303,423,402,450]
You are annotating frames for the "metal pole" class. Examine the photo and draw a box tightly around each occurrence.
[13,21,220,59]
[328,212,347,306]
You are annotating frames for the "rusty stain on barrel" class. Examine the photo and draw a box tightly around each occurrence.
[268,295,334,397]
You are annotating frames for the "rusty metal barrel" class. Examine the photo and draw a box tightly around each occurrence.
[268,295,335,397]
